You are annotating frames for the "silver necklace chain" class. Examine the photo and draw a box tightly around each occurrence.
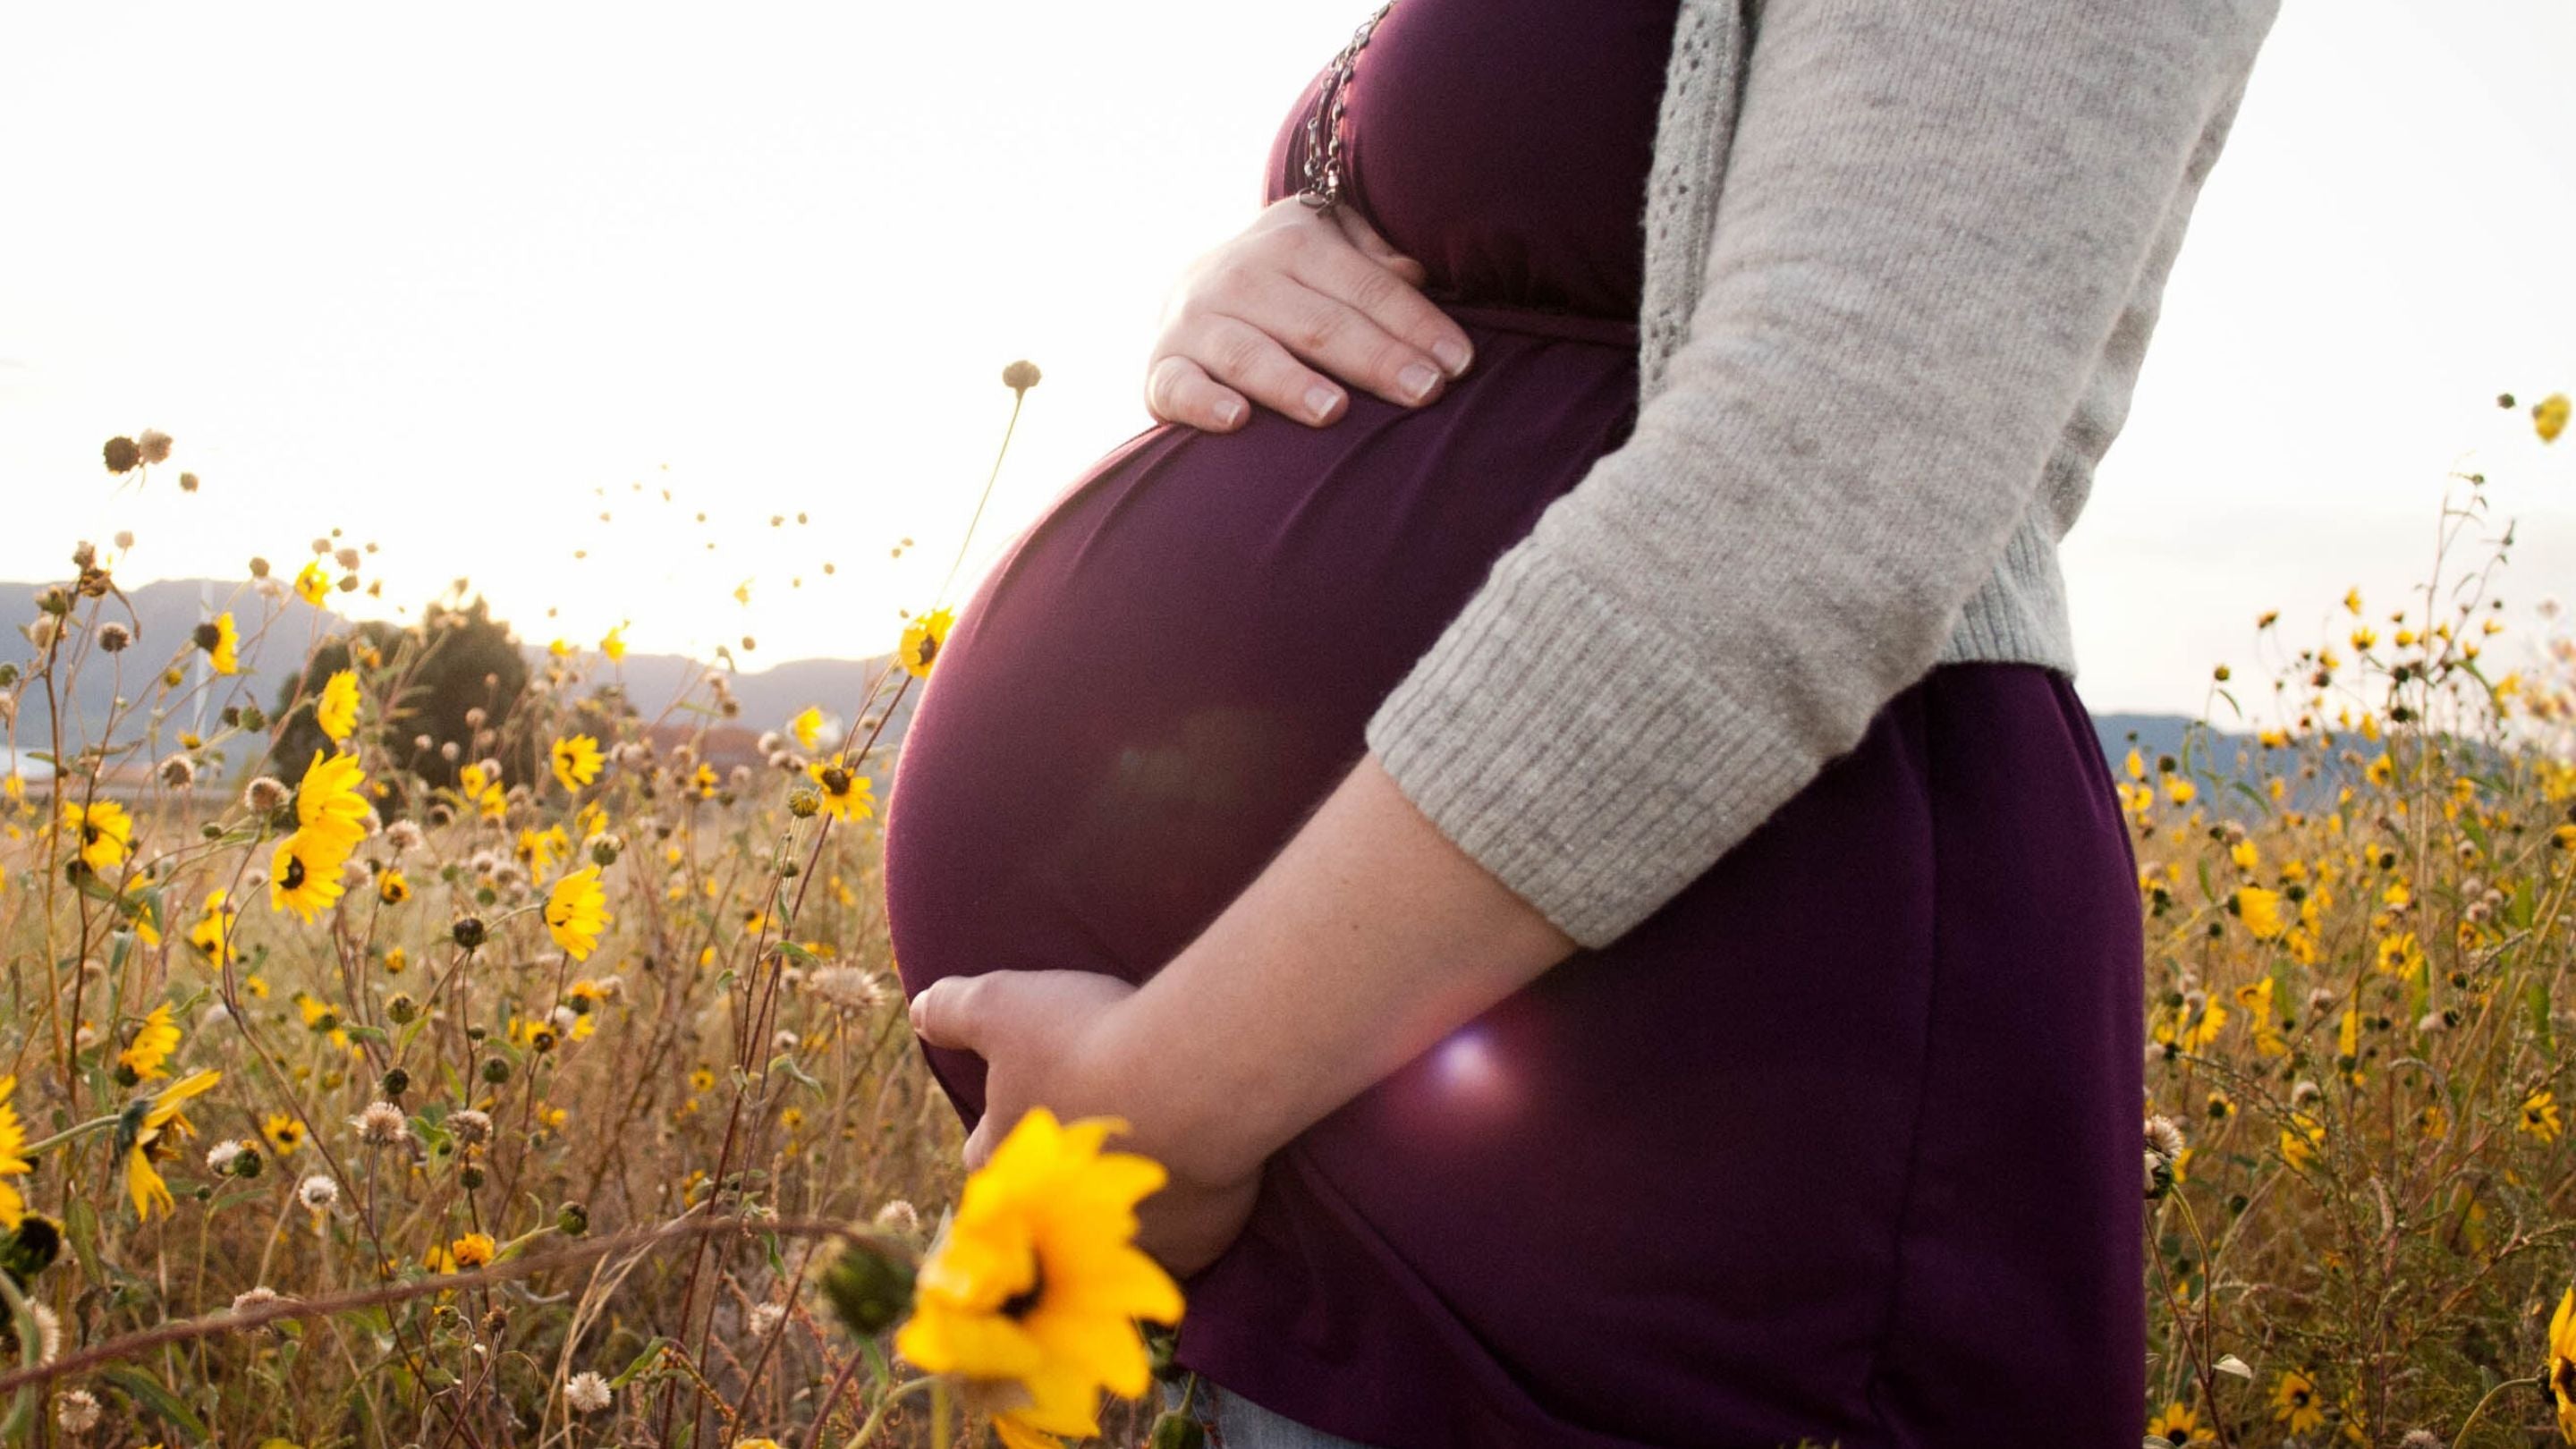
[1296,0,1399,214]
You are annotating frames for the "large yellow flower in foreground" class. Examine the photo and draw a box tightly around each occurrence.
[898,607,954,680]
[894,1108,1181,1449]
[60,799,133,873]
[545,866,610,960]
[552,733,604,792]
[124,1069,221,1222]
[0,1076,32,1229]
[316,668,360,742]
[2545,1285,2576,1440]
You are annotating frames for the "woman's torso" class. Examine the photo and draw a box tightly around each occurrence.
[886,4,2135,1445]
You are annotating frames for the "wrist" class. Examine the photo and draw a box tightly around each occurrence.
[1097,971,1278,1189]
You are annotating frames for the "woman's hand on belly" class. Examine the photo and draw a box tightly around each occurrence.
[910,969,1262,1278]
[1145,195,1475,432]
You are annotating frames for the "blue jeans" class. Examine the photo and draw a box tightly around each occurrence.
[1162,1372,1382,1449]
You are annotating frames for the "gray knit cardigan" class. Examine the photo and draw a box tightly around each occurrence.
[1362,0,2283,948]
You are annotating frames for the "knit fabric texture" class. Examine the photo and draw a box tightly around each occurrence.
[1363,0,2283,949]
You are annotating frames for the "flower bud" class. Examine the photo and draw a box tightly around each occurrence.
[818,1238,915,1339]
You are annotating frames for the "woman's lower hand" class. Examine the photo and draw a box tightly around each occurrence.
[1145,195,1475,432]
[907,969,1264,1277]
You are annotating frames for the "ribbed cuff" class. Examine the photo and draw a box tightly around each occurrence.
[1364,541,1822,950]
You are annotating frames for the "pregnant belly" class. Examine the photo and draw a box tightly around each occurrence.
[882,314,1640,1123]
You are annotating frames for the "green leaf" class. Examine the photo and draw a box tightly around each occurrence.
[102,1363,211,1444]
[771,1054,826,1097]
[608,1336,673,1389]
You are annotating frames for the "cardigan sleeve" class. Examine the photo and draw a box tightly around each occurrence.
[1362,0,2281,949]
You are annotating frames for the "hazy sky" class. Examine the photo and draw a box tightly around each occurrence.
[4,1,2572,717]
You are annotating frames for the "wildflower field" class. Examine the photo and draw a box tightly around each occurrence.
[0,386,2572,1449]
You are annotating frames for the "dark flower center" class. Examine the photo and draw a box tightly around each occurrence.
[1000,1257,1046,1321]
[281,855,307,890]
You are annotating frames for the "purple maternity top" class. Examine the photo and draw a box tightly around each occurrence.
[884,2,2149,1445]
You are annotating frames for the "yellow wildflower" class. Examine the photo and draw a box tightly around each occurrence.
[315,669,360,742]
[2537,392,2571,444]
[545,866,611,961]
[0,1076,31,1228]
[791,706,824,750]
[807,758,875,822]
[2522,1089,2563,1144]
[2164,775,2196,807]
[898,607,954,680]
[601,623,627,661]
[118,1003,182,1082]
[2282,1111,2325,1171]
[2544,1286,2576,1439]
[378,869,410,905]
[519,824,572,881]
[2235,886,2285,939]
[296,751,372,842]
[2147,1402,2213,1444]
[61,799,134,873]
[450,1232,496,1268]
[2272,1368,2325,1436]
[263,1113,304,1156]
[188,889,238,968]
[894,1107,1181,1449]
[124,1069,221,1222]
[294,560,329,606]
[270,826,357,923]
[459,762,507,820]
[200,612,241,674]
[552,734,604,792]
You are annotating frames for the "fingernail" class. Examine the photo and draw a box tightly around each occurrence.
[1433,339,1471,376]
[1214,398,1244,428]
[1398,362,1439,402]
[1304,385,1340,422]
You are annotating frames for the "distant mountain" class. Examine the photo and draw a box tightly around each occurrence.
[3,579,911,773]
[12,579,2442,816]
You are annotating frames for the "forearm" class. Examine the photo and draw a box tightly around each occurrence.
[1106,750,1577,1184]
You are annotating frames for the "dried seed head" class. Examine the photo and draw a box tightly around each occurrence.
[564,1372,614,1415]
